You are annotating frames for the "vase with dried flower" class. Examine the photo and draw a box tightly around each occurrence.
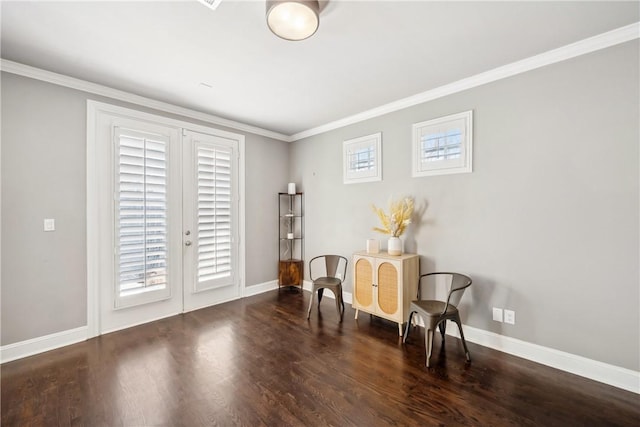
[371,197,414,255]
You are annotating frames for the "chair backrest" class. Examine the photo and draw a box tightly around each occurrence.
[417,272,472,311]
[309,255,348,281]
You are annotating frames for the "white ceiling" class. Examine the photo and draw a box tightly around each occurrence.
[1,1,638,138]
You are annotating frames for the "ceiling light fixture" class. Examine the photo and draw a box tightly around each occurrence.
[197,0,223,12]
[266,0,320,41]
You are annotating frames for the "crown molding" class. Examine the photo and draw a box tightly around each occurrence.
[290,22,640,142]
[2,22,638,143]
[0,59,292,142]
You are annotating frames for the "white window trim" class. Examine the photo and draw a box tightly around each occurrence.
[412,110,473,177]
[86,100,246,338]
[343,132,382,184]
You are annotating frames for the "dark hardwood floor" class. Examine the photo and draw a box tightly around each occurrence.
[2,289,639,426]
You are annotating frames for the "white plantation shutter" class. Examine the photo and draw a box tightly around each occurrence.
[115,128,170,305]
[195,143,234,290]
[348,145,375,172]
[412,111,473,177]
[420,128,462,162]
[343,132,382,184]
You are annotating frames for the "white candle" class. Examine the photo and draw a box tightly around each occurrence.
[287,183,296,194]
[366,239,379,254]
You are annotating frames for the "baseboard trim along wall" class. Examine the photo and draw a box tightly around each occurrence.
[243,280,355,303]
[2,284,637,394]
[443,322,639,394]
[0,326,88,364]
[243,280,279,297]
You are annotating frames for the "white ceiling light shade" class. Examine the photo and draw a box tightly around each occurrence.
[266,1,320,41]
[197,0,223,12]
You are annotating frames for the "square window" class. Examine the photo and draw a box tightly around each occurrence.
[412,111,473,177]
[343,132,382,184]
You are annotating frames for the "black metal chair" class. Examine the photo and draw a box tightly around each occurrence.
[403,272,472,367]
[307,255,348,322]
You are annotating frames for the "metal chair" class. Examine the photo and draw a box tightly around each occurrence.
[307,255,348,321]
[403,272,472,367]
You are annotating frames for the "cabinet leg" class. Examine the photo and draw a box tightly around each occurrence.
[398,323,404,336]
[355,309,359,320]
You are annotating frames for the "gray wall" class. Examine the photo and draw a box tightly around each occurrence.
[1,72,289,345]
[290,41,639,371]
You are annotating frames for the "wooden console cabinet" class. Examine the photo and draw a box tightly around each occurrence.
[352,251,419,336]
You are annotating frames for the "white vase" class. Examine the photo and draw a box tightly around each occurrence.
[387,236,402,256]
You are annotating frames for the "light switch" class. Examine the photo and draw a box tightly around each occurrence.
[44,218,55,231]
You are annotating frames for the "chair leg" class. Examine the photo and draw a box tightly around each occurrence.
[317,288,324,305]
[336,287,345,315]
[306,288,315,319]
[425,328,434,367]
[403,311,415,343]
[454,316,471,363]
[439,320,447,342]
[334,292,343,321]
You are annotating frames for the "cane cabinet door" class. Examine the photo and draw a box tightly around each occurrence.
[353,255,375,313]
[376,260,401,320]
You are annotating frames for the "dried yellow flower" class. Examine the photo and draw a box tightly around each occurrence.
[371,197,414,237]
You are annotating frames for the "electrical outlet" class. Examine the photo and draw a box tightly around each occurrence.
[44,218,55,232]
[492,307,503,322]
[504,309,515,325]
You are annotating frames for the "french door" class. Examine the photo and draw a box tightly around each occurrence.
[90,102,242,335]
[182,130,240,311]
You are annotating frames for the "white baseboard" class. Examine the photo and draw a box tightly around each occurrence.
[1,326,88,364]
[244,279,355,304]
[441,322,639,394]
[100,311,183,336]
[243,280,279,297]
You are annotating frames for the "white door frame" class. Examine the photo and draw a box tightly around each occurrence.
[86,100,245,338]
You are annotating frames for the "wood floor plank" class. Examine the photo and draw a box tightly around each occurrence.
[2,289,639,426]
